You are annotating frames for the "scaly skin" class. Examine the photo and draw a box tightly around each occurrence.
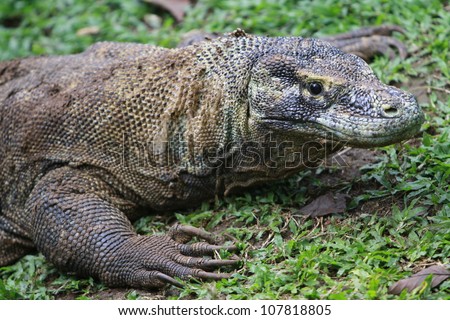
[0,30,424,288]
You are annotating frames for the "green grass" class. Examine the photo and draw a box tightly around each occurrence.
[0,0,449,299]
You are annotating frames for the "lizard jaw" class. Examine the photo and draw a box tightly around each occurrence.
[260,101,424,148]
[312,101,424,148]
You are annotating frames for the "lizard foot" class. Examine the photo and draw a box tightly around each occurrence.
[121,224,238,288]
[322,25,407,60]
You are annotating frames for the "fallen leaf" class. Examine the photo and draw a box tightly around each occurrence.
[76,26,100,37]
[144,0,191,22]
[143,14,162,29]
[297,192,347,217]
[388,265,450,295]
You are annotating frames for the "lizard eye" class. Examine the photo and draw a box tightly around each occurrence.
[307,81,323,96]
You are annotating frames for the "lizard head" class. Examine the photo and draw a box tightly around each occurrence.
[247,37,424,148]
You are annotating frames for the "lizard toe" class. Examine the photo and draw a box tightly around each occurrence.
[194,269,232,281]
[177,241,237,256]
[169,254,239,269]
[147,258,231,283]
[168,223,221,244]
[376,36,408,59]
[360,25,406,37]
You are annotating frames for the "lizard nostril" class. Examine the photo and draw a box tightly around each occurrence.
[381,104,400,117]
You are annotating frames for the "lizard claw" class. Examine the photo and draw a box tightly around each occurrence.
[155,271,184,288]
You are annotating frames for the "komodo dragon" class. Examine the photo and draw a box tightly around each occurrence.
[0,28,424,289]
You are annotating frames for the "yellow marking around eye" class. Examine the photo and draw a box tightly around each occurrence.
[296,70,345,87]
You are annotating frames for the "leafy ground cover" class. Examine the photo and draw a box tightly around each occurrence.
[0,0,449,299]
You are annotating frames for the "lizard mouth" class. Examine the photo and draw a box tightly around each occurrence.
[261,104,424,148]
[313,103,424,147]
